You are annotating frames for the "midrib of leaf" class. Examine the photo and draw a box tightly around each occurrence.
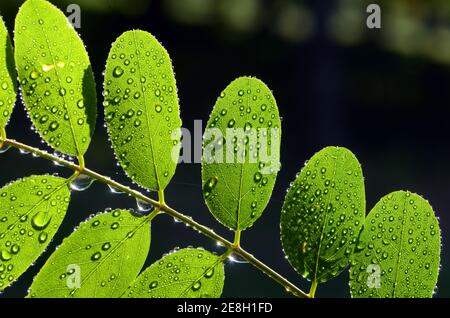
[392,195,407,298]
[1,178,69,238]
[313,151,339,282]
[70,215,151,297]
[236,77,251,230]
[132,31,161,191]
[180,255,224,297]
[31,3,81,156]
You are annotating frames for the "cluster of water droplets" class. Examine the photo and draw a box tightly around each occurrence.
[0,176,70,289]
[103,31,180,190]
[125,248,221,298]
[280,148,364,282]
[349,191,440,297]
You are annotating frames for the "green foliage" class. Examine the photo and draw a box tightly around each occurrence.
[202,77,281,231]
[0,175,70,291]
[0,16,17,128]
[123,248,225,298]
[28,210,151,298]
[0,0,443,299]
[280,147,365,284]
[14,0,97,157]
[349,191,441,298]
[103,30,181,191]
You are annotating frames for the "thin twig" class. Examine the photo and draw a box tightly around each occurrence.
[1,137,309,298]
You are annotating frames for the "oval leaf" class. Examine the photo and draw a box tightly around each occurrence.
[28,209,151,298]
[0,175,70,291]
[0,16,17,128]
[280,146,365,284]
[14,0,97,156]
[104,30,181,191]
[123,248,225,298]
[202,77,281,231]
[350,191,441,298]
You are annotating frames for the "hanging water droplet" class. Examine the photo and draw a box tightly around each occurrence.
[0,143,10,154]
[136,198,154,213]
[228,253,248,264]
[107,184,123,194]
[70,174,94,191]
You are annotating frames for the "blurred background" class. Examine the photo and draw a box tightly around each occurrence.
[0,0,449,298]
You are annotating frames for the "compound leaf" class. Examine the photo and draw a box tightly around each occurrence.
[280,146,365,284]
[28,209,151,298]
[350,191,441,298]
[104,30,181,191]
[202,77,281,231]
[14,0,97,156]
[123,248,225,298]
[0,16,17,128]
[0,175,70,291]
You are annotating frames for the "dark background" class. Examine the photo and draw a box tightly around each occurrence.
[0,0,449,298]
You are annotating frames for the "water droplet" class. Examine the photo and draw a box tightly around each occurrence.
[70,175,94,191]
[204,268,214,278]
[0,144,10,154]
[155,105,162,113]
[30,71,39,80]
[0,249,12,261]
[101,242,111,251]
[149,281,158,289]
[111,222,119,230]
[203,177,218,198]
[113,66,124,77]
[136,199,154,213]
[91,252,102,261]
[228,253,248,264]
[192,281,202,291]
[31,210,52,230]
[254,172,262,182]
[49,121,59,132]
[38,232,48,243]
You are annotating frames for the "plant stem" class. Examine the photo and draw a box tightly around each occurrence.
[308,280,318,298]
[0,127,6,148]
[234,230,242,247]
[1,137,309,299]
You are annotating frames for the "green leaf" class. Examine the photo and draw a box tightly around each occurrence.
[0,175,70,291]
[28,209,151,298]
[14,0,97,157]
[0,16,17,128]
[280,146,365,284]
[123,248,225,298]
[349,191,441,298]
[103,30,181,191]
[202,77,281,231]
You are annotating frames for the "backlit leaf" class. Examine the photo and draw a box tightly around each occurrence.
[104,30,181,191]
[280,146,365,284]
[0,16,17,128]
[0,175,70,291]
[350,191,441,298]
[123,248,225,298]
[202,77,281,231]
[14,0,97,156]
[28,209,151,298]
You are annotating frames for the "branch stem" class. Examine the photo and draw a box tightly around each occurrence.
[1,137,309,298]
